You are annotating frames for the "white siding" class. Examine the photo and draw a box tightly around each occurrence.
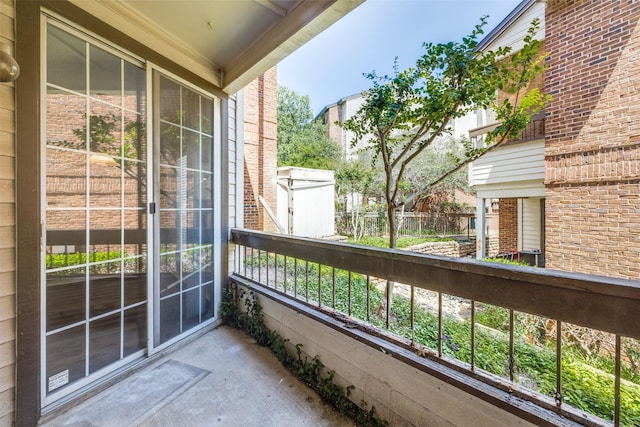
[469,139,544,187]
[483,1,545,53]
[521,198,542,251]
[0,0,16,424]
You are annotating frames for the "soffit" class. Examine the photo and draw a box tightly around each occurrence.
[73,0,363,93]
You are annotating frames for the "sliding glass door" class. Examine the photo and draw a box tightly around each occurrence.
[154,71,215,345]
[42,18,218,405]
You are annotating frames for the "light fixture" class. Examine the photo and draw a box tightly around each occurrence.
[0,42,20,83]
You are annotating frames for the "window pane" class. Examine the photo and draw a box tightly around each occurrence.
[46,268,86,331]
[159,76,181,124]
[89,101,122,156]
[123,111,146,161]
[46,210,86,267]
[89,314,121,373]
[182,288,200,331]
[90,45,121,101]
[89,210,122,254]
[182,88,200,131]
[124,62,146,112]
[46,90,87,150]
[184,129,199,170]
[47,24,86,93]
[159,122,180,166]
[124,304,146,356]
[47,325,86,394]
[159,253,179,298]
[46,149,87,208]
[90,261,121,317]
[201,98,213,135]
[159,295,180,344]
[123,161,146,207]
[201,136,212,171]
[159,210,178,250]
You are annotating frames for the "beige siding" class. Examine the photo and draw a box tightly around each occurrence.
[0,0,16,424]
[521,198,542,252]
[470,139,544,186]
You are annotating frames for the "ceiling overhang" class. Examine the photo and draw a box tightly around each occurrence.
[69,0,364,94]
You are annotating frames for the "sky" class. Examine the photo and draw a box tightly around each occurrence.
[277,0,522,116]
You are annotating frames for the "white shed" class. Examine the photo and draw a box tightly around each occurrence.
[277,167,335,238]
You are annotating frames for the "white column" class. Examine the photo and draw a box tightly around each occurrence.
[476,197,486,259]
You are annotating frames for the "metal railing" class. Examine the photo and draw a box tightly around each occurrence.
[230,229,640,427]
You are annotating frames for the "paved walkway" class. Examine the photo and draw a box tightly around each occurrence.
[40,326,355,426]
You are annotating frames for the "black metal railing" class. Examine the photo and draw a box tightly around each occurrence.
[230,229,640,427]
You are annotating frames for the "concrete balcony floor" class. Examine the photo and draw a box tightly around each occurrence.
[40,326,355,426]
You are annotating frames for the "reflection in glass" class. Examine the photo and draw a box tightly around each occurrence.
[183,211,199,249]
[47,24,86,93]
[201,246,213,284]
[186,170,200,209]
[159,76,181,124]
[46,92,87,150]
[201,173,213,209]
[201,98,213,135]
[123,111,146,161]
[89,314,121,373]
[159,210,178,249]
[90,101,122,156]
[124,210,146,244]
[123,163,146,207]
[160,296,180,344]
[124,304,146,356]
[46,269,86,331]
[89,210,122,254]
[46,149,87,208]
[159,253,179,297]
[89,159,122,209]
[159,166,177,209]
[201,283,214,319]
[201,136,212,171]
[124,269,146,306]
[90,45,121,100]
[47,325,86,394]
[124,62,146,112]
[159,122,180,166]
[182,250,199,290]
[182,289,200,331]
[184,129,199,170]
[46,209,86,269]
[90,262,121,317]
[182,87,200,131]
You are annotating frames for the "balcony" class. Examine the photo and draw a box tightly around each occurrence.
[469,112,546,147]
[40,229,640,426]
[229,229,640,426]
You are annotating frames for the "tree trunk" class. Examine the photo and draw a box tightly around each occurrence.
[378,204,398,318]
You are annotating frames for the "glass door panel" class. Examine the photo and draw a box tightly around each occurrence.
[44,22,147,399]
[154,72,215,346]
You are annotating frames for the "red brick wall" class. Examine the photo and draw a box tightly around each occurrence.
[544,0,640,279]
[243,67,278,231]
[498,198,518,253]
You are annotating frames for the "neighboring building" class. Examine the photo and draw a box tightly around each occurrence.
[470,0,640,280]
[0,1,362,425]
[243,66,278,233]
[319,92,366,160]
[469,0,546,265]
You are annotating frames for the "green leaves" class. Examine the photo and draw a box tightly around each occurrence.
[277,86,340,169]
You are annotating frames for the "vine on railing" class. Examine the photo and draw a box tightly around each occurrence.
[220,282,389,427]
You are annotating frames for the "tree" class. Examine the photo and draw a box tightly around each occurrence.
[335,158,375,239]
[341,18,548,310]
[277,86,340,170]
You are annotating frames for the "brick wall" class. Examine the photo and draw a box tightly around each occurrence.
[324,105,343,153]
[243,67,278,231]
[498,198,518,253]
[545,0,640,279]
